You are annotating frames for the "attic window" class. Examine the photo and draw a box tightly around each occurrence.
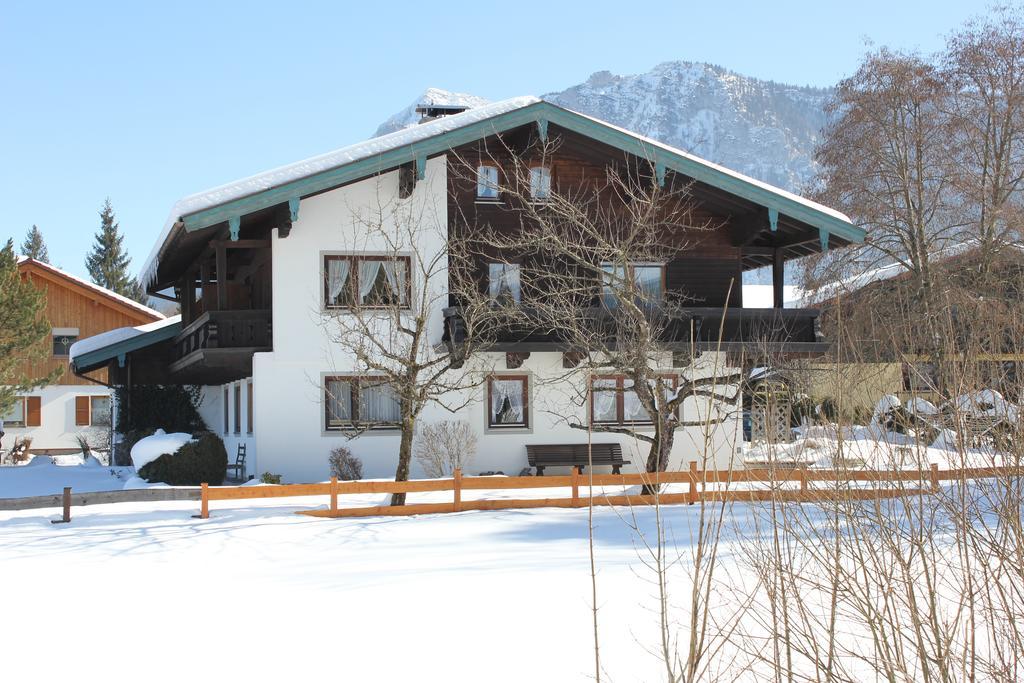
[52,328,79,357]
[477,165,499,200]
[529,167,551,200]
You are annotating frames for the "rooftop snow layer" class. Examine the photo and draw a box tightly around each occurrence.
[140,96,542,285]
[140,94,858,287]
[69,315,181,363]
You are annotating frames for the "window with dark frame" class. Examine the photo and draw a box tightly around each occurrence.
[325,376,401,430]
[324,255,412,310]
[590,374,678,426]
[222,387,229,434]
[487,375,529,429]
[477,165,500,200]
[52,332,78,357]
[247,381,253,434]
[601,263,666,308]
[234,384,242,434]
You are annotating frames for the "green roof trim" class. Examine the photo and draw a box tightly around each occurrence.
[70,319,182,375]
[179,101,865,245]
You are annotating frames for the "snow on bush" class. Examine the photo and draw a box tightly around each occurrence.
[129,429,193,471]
[905,397,939,416]
[871,395,902,424]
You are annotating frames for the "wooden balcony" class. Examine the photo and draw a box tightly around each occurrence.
[442,306,828,358]
[169,309,272,383]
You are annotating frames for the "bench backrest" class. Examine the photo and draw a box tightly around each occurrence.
[235,443,247,466]
[526,443,623,466]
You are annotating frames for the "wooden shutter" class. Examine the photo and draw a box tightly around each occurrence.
[26,397,41,427]
[75,396,90,426]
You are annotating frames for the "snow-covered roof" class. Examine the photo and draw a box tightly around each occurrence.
[18,256,164,321]
[567,109,853,226]
[69,315,181,365]
[140,97,541,285]
[141,95,861,287]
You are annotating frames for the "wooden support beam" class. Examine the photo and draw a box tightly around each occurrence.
[505,352,530,369]
[398,162,416,199]
[772,248,784,309]
[536,118,548,142]
[215,243,227,311]
[767,207,779,232]
[228,216,241,241]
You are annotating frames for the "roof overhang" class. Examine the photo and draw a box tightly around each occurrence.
[144,99,865,285]
[70,318,182,376]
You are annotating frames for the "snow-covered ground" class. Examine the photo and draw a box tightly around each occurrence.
[0,456,133,498]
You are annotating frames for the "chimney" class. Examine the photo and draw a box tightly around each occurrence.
[415,103,471,124]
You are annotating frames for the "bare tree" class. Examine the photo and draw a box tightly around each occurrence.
[322,178,497,505]
[944,5,1024,266]
[451,137,746,482]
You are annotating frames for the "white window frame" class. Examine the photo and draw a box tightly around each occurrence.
[488,262,522,304]
[476,165,500,200]
[529,166,551,201]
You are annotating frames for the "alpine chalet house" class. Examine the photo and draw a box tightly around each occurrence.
[70,97,863,482]
[6,258,163,455]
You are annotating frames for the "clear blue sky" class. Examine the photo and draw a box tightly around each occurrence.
[0,0,992,279]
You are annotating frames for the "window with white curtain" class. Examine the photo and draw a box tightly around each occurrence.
[324,255,411,309]
[325,376,401,430]
[477,165,499,200]
[488,263,521,304]
[1,397,26,427]
[529,167,551,200]
[601,263,665,308]
[488,375,528,429]
[591,375,678,425]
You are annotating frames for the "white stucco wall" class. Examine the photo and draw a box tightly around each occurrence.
[228,154,742,484]
[1,384,112,454]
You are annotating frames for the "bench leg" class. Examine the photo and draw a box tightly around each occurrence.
[576,465,584,475]
[536,466,545,476]
[612,464,621,475]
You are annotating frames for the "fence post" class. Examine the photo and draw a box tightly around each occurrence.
[201,483,209,519]
[330,476,338,516]
[688,461,698,505]
[51,487,71,524]
[571,466,579,507]
[930,463,940,493]
[453,468,462,512]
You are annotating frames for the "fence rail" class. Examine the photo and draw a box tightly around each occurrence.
[196,463,1022,520]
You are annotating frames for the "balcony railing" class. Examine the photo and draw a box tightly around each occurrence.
[173,310,272,362]
[442,306,826,355]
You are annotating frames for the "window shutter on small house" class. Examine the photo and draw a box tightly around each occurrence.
[26,397,41,427]
[75,396,90,426]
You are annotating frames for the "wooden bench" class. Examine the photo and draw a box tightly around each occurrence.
[526,443,629,476]
[225,443,247,483]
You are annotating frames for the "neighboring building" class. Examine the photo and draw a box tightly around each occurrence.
[70,97,863,482]
[4,258,163,454]
[804,243,1024,412]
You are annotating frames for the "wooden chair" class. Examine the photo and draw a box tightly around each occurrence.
[225,443,247,482]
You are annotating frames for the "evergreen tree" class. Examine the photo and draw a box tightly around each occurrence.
[84,199,147,304]
[20,225,49,263]
[0,239,61,416]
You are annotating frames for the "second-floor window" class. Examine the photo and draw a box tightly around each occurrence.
[529,167,551,200]
[477,165,499,200]
[601,263,665,308]
[488,263,521,304]
[324,255,411,310]
[325,376,401,430]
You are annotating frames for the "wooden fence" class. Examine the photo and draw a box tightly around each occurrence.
[193,463,1023,520]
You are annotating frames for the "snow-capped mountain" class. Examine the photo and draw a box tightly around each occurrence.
[376,62,832,194]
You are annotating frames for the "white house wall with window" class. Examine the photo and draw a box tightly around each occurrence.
[235,156,740,483]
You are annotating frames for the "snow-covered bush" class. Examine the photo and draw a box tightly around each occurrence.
[328,446,362,480]
[413,420,477,478]
[137,431,227,486]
